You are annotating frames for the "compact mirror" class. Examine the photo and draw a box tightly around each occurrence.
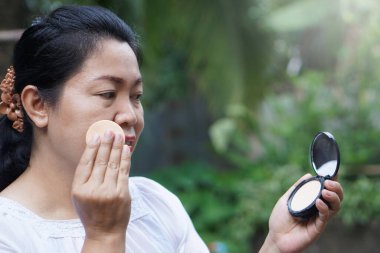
[287,132,340,219]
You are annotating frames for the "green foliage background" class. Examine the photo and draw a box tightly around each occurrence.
[22,0,380,252]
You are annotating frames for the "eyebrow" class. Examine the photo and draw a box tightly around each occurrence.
[94,75,143,87]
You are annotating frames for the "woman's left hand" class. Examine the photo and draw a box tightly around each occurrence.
[260,173,344,253]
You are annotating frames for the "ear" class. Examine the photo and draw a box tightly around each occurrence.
[21,85,49,128]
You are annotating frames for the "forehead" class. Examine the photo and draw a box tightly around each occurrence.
[59,38,143,99]
[82,39,141,79]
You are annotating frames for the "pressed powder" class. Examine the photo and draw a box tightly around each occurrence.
[290,180,321,212]
[86,120,124,143]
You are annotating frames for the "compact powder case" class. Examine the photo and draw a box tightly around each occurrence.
[287,132,340,219]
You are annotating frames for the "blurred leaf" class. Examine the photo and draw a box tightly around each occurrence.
[209,118,236,153]
[264,0,334,32]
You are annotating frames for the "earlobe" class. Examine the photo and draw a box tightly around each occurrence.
[21,85,48,128]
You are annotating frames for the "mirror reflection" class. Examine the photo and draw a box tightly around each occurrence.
[311,132,340,177]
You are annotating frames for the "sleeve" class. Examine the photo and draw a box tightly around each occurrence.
[131,177,210,253]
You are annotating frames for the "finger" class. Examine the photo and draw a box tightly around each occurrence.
[322,189,341,215]
[314,198,329,233]
[117,145,131,193]
[73,134,100,186]
[324,180,344,202]
[283,173,313,198]
[104,133,124,186]
[88,130,114,184]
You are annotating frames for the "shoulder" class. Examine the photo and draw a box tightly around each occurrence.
[129,177,189,233]
[130,176,184,214]
[0,197,32,251]
[129,177,210,252]
[130,176,178,199]
[128,177,189,246]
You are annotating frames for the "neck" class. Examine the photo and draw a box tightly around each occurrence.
[1,139,78,220]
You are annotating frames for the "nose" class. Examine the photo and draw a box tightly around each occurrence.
[114,99,137,127]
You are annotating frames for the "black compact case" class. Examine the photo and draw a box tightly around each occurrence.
[287,132,340,219]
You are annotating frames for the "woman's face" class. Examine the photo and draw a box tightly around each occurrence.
[46,38,144,169]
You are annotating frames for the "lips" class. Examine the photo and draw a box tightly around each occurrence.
[125,136,136,152]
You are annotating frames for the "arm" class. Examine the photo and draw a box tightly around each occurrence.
[259,174,344,253]
[71,131,131,253]
[81,233,126,253]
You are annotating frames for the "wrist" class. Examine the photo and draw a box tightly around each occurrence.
[259,234,282,253]
[85,228,126,242]
[82,232,126,253]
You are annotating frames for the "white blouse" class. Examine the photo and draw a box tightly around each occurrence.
[0,177,209,253]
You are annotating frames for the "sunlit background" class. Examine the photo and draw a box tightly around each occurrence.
[1,0,380,252]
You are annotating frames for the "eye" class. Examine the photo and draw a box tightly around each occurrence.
[132,93,143,101]
[98,91,116,100]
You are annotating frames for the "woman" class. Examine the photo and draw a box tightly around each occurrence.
[0,5,343,253]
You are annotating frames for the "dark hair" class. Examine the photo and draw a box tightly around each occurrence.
[0,5,141,191]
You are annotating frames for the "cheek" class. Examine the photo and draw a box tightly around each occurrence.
[48,111,92,167]
[68,136,86,163]
[138,108,144,131]
[52,121,88,166]
[135,108,144,139]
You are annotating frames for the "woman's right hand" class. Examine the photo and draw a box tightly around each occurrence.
[71,130,131,252]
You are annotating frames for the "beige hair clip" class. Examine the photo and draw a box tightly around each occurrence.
[0,66,24,132]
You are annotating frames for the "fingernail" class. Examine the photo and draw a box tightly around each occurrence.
[326,180,335,188]
[114,133,123,144]
[89,134,99,145]
[104,130,113,140]
[122,145,130,157]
